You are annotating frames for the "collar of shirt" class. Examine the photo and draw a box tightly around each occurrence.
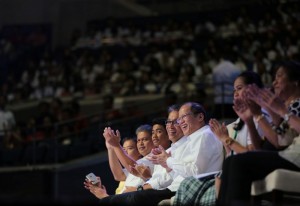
[170,136,187,151]
[187,125,210,141]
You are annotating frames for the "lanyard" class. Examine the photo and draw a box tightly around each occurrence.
[230,130,238,156]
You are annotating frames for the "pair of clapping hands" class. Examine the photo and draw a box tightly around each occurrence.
[147,145,172,172]
[130,145,172,180]
[233,84,284,121]
[129,162,152,181]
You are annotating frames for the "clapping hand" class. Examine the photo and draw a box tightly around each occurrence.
[209,118,228,141]
[147,145,171,171]
[232,98,254,122]
[129,163,152,180]
[103,127,121,147]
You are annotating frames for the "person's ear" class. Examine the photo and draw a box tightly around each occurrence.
[198,112,204,122]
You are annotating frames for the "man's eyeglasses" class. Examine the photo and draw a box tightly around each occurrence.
[176,112,194,124]
[165,119,179,126]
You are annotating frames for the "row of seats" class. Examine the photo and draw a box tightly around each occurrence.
[0,130,103,167]
[0,113,149,167]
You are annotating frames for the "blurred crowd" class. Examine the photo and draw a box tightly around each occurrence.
[0,2,299,106]
[0,1,299,159]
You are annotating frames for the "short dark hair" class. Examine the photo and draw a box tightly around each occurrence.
[235,71,264,130]
[121,137,137,145]
[167,104,180,114]
[184,102,207,124]
[135,124,152,136]
[152,117,167,127]
[276,61,300,85]
[237,71,264,88]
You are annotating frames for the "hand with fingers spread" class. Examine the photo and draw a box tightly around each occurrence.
[103,127,121,147]
[209,118,228,142]
[245,84,281,111]
[244,85,285,124]
[244,84,261,103]
[232,98,253,123]
[258,88,286,116]
[147,145,171,171]
[246,98,262,118]
[209,118,234,155]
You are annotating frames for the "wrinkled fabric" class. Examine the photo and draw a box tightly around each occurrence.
[173,174,216,206]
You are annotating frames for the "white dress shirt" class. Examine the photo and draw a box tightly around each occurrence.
[146,136,188,190]
[226,117,266,154]
[121,154,155,193]
[166,125,224,191]
[227,119,251,150]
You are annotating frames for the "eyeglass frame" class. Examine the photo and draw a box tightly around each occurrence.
[176,112,195,124]
[165,119,179,126]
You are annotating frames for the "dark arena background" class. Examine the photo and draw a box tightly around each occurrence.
[0,0,299,205]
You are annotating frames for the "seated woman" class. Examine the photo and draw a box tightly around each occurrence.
[217,60,300,205]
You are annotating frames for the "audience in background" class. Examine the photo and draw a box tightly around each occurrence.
[1,2,299,108]
[0,94,16,148]
[212,50,241,119]
[1,1,300,154]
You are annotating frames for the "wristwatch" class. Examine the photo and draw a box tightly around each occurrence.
[224,138,234,146]
[137,185,144,191]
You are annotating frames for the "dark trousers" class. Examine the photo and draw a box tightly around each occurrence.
[217,151,300,206]
[100,188,175,206]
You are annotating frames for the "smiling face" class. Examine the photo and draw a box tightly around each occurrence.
[166,110,184,143]
[178,103,204,136]
[152,124,170,149]
[233,76,247,101]
[272,67,291,99]
[122,139,141,161]
[136,131,154,156]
